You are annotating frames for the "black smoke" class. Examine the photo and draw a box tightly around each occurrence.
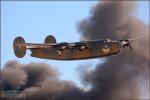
[78,0,149,99]
[1,61,83,100]
[1,1,149,100]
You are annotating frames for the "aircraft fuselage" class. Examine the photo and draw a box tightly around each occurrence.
[30,40,122,60]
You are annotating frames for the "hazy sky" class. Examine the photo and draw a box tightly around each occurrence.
[1,1,149,87]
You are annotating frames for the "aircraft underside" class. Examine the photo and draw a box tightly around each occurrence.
[30,43,121,60]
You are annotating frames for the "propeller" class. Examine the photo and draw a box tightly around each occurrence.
[119,36,146,51]
[119,40,132,51]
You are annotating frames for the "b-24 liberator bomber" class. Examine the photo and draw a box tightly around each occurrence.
[13,35,143,60]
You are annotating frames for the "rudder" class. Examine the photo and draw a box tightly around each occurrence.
[44,35,56,43]
[13,36,26,58]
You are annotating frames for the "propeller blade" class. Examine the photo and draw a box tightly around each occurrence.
[128,36,146,41]
[119,36,146,51]
[119,36,146,42]
[129,44,133,51]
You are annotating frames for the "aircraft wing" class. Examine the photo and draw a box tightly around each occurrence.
[15,43,57,49]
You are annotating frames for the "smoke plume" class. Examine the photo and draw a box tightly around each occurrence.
[1,61,83,100]
[1,1,149,100]
[78,0,149,99]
